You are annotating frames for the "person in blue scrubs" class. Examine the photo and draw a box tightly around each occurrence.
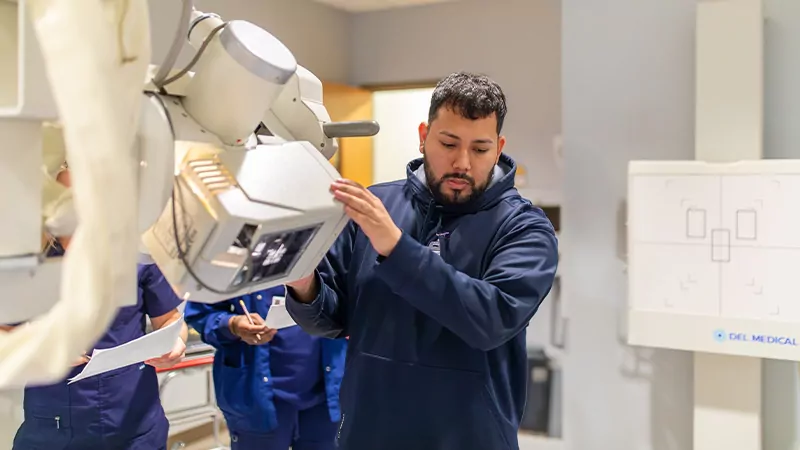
[185,285,346,450]
[6,167,189,450]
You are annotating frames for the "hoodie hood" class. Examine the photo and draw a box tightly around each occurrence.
[405,153,519,215]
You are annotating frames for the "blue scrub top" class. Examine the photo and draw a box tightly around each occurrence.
[184,286,347,435]
[269,321,326,409]
[13,261,183,450]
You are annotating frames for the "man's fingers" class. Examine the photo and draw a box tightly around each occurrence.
[331,181,371,199]
[332,180,385,213]
[332,184,374,204]
[333,189,372,215]
[343,205,368,225]
[335,178,363,189]
[331,180,363,192]
[332,180,382,211]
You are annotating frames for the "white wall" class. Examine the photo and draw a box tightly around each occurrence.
[372,88,434,184]
[562,1,800,449]
[349,0,562,205]
[149,0,351,83]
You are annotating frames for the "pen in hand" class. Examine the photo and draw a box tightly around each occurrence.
[239,300,261,342]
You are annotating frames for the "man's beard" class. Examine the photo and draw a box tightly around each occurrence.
[422,150,492,206]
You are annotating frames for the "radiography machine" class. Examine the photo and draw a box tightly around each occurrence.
[0,0,377,388]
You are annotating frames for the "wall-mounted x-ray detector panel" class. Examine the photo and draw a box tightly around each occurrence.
[628,159,800,361]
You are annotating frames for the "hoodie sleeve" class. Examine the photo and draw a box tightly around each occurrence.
[286,220,356,339]
[373,209,558,351]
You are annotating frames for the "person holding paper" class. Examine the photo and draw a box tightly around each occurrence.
[284,72,559,450]
[185,285,347,450]
[9,166,189,450]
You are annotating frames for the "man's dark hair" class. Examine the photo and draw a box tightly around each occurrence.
[427,72,507,134]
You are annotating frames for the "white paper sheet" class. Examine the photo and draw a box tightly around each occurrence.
[265,296,297,330]
[68,315,184,384]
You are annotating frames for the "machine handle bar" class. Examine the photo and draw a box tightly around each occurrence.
[323,120,380,138]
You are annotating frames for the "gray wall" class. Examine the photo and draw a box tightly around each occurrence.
[562,0,800,449]
[562,1,695,448]
[764,1,800,160]
[761,3,800,449]
[349,0,563,205]
[149,0,351,83]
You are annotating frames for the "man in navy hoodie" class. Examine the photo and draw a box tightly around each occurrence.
[285,71,559,450]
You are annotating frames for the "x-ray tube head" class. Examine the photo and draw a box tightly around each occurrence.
[142,139,348,304]
[182,18,298,146]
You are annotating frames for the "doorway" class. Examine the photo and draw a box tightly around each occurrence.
[371,87,435,184]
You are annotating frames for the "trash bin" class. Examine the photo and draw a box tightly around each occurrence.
[519,348,552,434]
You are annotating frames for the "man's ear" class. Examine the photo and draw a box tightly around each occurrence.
[495,135,506,164]
[418,122,428,153]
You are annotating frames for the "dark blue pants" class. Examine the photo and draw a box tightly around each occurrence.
[13,424,167,450]
[229,399,338,450]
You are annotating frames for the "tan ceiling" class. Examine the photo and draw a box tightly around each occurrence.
[310,0,461,13]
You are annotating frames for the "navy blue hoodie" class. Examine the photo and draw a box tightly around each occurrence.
[286,153,559,450]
